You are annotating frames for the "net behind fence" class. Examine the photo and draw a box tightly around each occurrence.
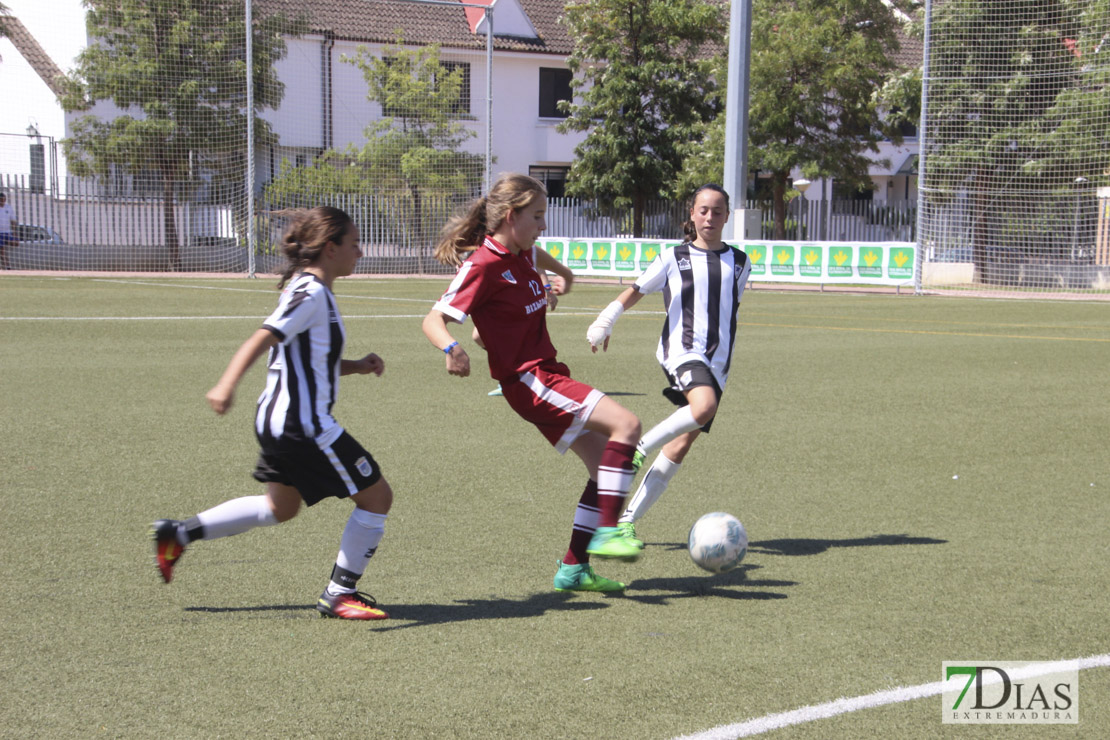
[917,0,1110,295]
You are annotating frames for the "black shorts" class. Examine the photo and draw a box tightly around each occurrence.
[661,361,723,434]
[252,430,382,506]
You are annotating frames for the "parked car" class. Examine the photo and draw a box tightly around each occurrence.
[14,224,65,244]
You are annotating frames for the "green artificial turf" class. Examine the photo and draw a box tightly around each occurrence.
[1,275,1107,738]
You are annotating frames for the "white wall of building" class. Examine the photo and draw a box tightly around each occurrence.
[0,0,86,187]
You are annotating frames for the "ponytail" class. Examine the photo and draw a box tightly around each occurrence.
[434,196,487,267]
[433,173,547,267]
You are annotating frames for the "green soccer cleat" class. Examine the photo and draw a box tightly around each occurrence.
[631,449,646,472]
[553,561,625,592]
[488,384,503,397]
[616,521,644,549]
[586,526,643,562]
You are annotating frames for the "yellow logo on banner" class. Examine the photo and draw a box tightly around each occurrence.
[643,245,658,261]
[833,250,849,266]
[619,244,633,260]
[749,247,763,263]
[893,251,909,268]
[572,244,586,259]
[804,250,820,265]
[547,243,562,259]
[777,249,792,264]
[595,244,608,259]
[864,250,879,266]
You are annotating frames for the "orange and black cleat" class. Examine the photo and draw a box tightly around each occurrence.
[316,590,389,620]
[151,519,185,583]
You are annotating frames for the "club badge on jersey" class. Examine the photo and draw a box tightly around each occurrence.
[501,269,517,284]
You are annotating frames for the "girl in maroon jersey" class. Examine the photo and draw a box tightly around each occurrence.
[422,173,643,591]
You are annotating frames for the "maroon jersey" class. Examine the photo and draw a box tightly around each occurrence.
[434,237,556,382]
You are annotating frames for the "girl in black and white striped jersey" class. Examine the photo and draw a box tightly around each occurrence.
[151,206,395,620]
[586,184,752,548]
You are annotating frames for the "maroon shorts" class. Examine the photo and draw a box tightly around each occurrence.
[501,361,605,453]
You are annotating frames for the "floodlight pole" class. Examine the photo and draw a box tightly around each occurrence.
[246,0,256,278]
[485,6,493,192]
[914,0,934,293]
[722,0,753,242]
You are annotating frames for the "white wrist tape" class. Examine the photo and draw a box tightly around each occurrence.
[587,300,625,347]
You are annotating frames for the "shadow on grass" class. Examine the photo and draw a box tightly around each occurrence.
[184,592,611,628]
[623,565,793,604]
[372,591,611,631]
[184,604,316,615]
[749,533,948,556]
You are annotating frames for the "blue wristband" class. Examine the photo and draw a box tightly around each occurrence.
[443,341,459,354]
[544,283,553,292]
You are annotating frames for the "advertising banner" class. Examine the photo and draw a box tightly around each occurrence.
[539,238,916,286]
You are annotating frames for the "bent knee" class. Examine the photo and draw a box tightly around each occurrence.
[271,501,301,523]
[619,411,642,441]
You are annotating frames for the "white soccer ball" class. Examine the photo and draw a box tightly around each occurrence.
[688,512,748,573]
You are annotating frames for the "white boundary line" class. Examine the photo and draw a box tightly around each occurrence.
[673,653,1110,739]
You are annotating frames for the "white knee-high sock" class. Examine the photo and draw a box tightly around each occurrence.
[619,454,681,523]
[327,509,387,595]
[639,406,700,456]
[186,495,278,542]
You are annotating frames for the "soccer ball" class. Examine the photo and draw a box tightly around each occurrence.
[688,512,748,573]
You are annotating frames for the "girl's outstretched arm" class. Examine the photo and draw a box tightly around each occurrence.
[587,286,644,353]
[207,328,280,415]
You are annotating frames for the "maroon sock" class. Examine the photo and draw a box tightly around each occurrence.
[596,440,636,527]
[563,479,599,565]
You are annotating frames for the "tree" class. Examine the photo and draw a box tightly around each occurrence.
[558,0,725,237]
[61,0,300,268]
[680,0,908,239]
[921,0,1104,271]
[344,39,484,252]
[266,39,484,267]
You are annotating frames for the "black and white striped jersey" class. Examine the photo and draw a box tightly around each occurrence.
[634,241,751,390]
[256,273,346,449]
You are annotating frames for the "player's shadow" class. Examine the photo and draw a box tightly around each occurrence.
[624,564,793,605]
[371,591,611,631]
[185,604,317,616]
[185,591,611,629]
[748,533,948,556]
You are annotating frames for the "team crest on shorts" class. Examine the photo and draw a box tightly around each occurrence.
[355,456,373,477]
[501,270,517,284]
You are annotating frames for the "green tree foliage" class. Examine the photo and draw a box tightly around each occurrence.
[558,0,725,237]
[61,0,300,267]
[266,39,483,257]
[1041,0,1110,183]
[923,0,1107,265]
[681,0,906,239]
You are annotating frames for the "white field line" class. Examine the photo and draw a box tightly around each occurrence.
[674,653,1110,740]
[0,311,633,321]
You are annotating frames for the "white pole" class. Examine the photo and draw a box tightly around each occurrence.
[722,0,753,241]
[246,0,256,277]
[485,7,494,192]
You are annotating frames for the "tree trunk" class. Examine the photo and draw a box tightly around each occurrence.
[772,173,788,240]
[632,192,645,238]
[162,175,181,270]
[972,168,989,283]
[411,185,424,275]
